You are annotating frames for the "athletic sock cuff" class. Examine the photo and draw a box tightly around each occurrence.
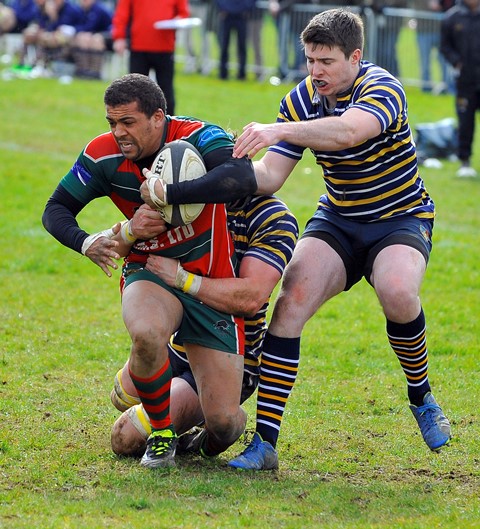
[386,308,425,336]
[263,332,300,360]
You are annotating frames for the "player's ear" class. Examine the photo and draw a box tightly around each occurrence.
[351,49,362,65]
[153,108,166,127]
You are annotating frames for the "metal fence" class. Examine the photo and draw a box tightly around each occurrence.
[175,2,454,92]
[0,1,453,90]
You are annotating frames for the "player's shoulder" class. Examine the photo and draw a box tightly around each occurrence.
[83,132,121,162]
[166,116,232,150]
[245,195,299,232]
[358,61,404,90]
[353,61,406,107]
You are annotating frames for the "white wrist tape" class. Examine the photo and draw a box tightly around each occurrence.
[175,262,202,296]
[81,227,115,255]
[120,220,136,244]
[146,175,168,208]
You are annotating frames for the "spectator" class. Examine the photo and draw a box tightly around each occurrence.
[216,0,255,80]
[70,0,112,79]
[441,0,480,177]
[268,0,299,81]
[416,0,454,94]
[111,0,189,115]
[247,0,264,81]
[0,0,38,34]
[0,2,16,34]
[21,0,83,69]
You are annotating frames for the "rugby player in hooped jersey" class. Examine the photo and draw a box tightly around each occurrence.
[42,73,258,469]
[142,9,452,470]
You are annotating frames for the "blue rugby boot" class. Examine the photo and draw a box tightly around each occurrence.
[228,432,278,470]
[410,392,451,451]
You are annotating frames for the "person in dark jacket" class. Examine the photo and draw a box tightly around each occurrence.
[441,0,480,177]
[366,0,408,78]
[216,0,255,80]
[268,0,302,80]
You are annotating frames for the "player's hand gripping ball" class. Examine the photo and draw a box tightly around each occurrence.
[148,140,206,226]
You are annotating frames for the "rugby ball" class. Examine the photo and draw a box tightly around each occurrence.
[149,140,206,226]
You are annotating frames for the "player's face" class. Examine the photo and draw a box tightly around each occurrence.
[464,0,480,9]
[105,102,165,161]
[305,43,361,98]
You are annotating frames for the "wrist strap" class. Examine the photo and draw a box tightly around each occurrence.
[175,262,202,296]
[120,220,136,244]
[81,227,115,255]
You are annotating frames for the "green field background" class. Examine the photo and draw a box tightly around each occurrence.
[0,61,478,529]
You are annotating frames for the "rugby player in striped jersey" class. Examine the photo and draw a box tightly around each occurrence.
[145,9,452,470]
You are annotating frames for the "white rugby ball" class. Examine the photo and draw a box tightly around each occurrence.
[150,140,206,226]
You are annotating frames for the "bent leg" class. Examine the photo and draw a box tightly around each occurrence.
[371,244,425,323]
[371,245,432,402]
[122,280,182,431]
[269,236,347,337]
[228,237,347,469]
[186,344,246,455]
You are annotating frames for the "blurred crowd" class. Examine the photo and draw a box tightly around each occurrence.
[0,0,113,78]
[0,0,465,88]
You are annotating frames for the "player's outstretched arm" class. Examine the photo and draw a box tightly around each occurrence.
[42,184,121,277]
[141,148,258,206]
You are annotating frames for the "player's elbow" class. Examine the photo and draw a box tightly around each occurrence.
[41,205,52,234]
[338,129,361,150]
[237,297,265,318]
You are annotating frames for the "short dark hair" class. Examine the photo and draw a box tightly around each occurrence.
[104,73,167,117]
[301,9,364,59]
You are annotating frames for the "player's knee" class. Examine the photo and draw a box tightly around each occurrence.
[111,405,150,457]
[377,278,419,319]
[207,408,246,447]
[129,327,170,364]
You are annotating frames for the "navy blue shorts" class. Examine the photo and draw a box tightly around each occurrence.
[302,208,434,291]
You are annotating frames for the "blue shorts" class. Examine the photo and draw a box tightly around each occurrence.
[302,208,434,291]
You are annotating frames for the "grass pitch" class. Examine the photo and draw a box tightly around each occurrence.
[0,72,479,529]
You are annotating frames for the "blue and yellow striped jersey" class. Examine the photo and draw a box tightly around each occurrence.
[227,195,298,374]
[171,195,299,376]
[270,61,435,222]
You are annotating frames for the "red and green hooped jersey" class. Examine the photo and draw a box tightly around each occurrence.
[126,202,237,281]
[60,116,234,220]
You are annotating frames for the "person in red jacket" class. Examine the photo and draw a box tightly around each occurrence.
[111,0,189,115]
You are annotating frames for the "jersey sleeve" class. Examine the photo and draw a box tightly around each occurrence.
[58,135,115,204]
[350,68,406,133]
[243,196,299,275]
